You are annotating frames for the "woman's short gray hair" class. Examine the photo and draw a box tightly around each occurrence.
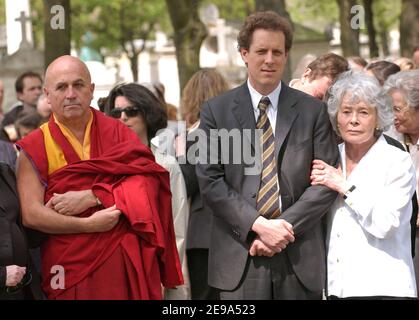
[383,69,419,109]
[327,70,393,135]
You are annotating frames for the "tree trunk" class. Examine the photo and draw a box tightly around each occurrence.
[379,29,389,57]
[43,0,71,69]
[165,0,207,96]
[337,0,360,56]
[400,0,419,57]
[363,0,379,58]
[254,0,292,83]
[129,54,139,83]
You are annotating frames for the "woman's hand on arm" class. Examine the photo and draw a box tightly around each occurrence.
[310,159,351,194]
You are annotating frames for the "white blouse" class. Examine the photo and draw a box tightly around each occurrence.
[327,135,418,298]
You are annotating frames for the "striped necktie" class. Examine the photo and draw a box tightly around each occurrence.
[256,97,281,219]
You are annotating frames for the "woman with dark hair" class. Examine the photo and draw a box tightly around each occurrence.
[105,83,190,300]
[365,60,400,86]
[105,83,167,146]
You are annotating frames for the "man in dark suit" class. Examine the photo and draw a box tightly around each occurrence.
[196,11,339,299]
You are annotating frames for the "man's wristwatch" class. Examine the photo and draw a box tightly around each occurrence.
[343,185,356,199]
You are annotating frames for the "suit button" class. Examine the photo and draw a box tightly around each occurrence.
[251,193,257,198]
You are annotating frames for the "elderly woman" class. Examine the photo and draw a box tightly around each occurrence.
[105,83,190,300]
[311,71,417,299]
[0,162,42,299]
[384,69,419,291]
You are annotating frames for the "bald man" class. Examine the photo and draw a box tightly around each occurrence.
[16,56,182,299]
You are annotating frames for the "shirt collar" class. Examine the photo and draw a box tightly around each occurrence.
[247,79,281,112]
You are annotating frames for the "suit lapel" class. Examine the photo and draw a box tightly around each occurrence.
[275,84,298,158]
[232,83,257,150]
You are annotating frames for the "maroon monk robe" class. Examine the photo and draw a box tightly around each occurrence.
[16,109,183,299]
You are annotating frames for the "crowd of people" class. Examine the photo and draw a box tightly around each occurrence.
[0,10,418,300]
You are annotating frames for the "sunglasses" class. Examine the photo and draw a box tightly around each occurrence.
[110,106,140,118]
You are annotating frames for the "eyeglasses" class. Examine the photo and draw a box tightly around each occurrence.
[6,270,32,294]
[110,106,140,118]
[392,106,409,114]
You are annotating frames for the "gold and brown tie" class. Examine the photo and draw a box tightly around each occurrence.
[256,97,281,219]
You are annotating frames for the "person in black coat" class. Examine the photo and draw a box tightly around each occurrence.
[0,162,42,300]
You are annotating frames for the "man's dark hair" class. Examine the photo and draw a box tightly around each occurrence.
[365,60,400,86]
[15,71,42,94]
[237,11,293,52]
[105,83,167,143]
[306,53,349,82]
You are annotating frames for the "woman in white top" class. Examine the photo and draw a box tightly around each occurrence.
[310,71,417,299]
[384,69,419,293]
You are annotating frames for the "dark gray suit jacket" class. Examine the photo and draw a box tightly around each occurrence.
[196,82,339,292]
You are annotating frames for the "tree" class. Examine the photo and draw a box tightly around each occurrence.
[43,0,71,68]
[0,0,5,25]
[336,0,360,56]
[165,0,207,93]
[71,0,168,82]
[400,0,419,57]
[373,0,401,57]
[363,0,379,58]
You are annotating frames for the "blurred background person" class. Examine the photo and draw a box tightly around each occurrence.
[365,61,400,86]
[105,83,190,300]
[1,71,43,140]
[289,53,349,100]
[384,69,419,291]
[14,110,43,140]
[178,68,229,300]
[394,57,415,71]
[347,56,368,71]
[312,71,417,299]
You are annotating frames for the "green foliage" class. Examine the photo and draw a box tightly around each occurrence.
[71,0,169,56]
[287,0,339,29]
[373,0,401,32]
[0,0,4,25]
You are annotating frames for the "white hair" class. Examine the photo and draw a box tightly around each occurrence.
[327,70,393,135]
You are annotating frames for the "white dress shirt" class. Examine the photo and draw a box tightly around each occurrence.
[247,79,281,134]
[327,135,417,298]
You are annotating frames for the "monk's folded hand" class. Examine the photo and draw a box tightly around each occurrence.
[86,205,121,233]
[50,190,98,216]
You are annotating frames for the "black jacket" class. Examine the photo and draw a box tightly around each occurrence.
[0,162,43,299]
